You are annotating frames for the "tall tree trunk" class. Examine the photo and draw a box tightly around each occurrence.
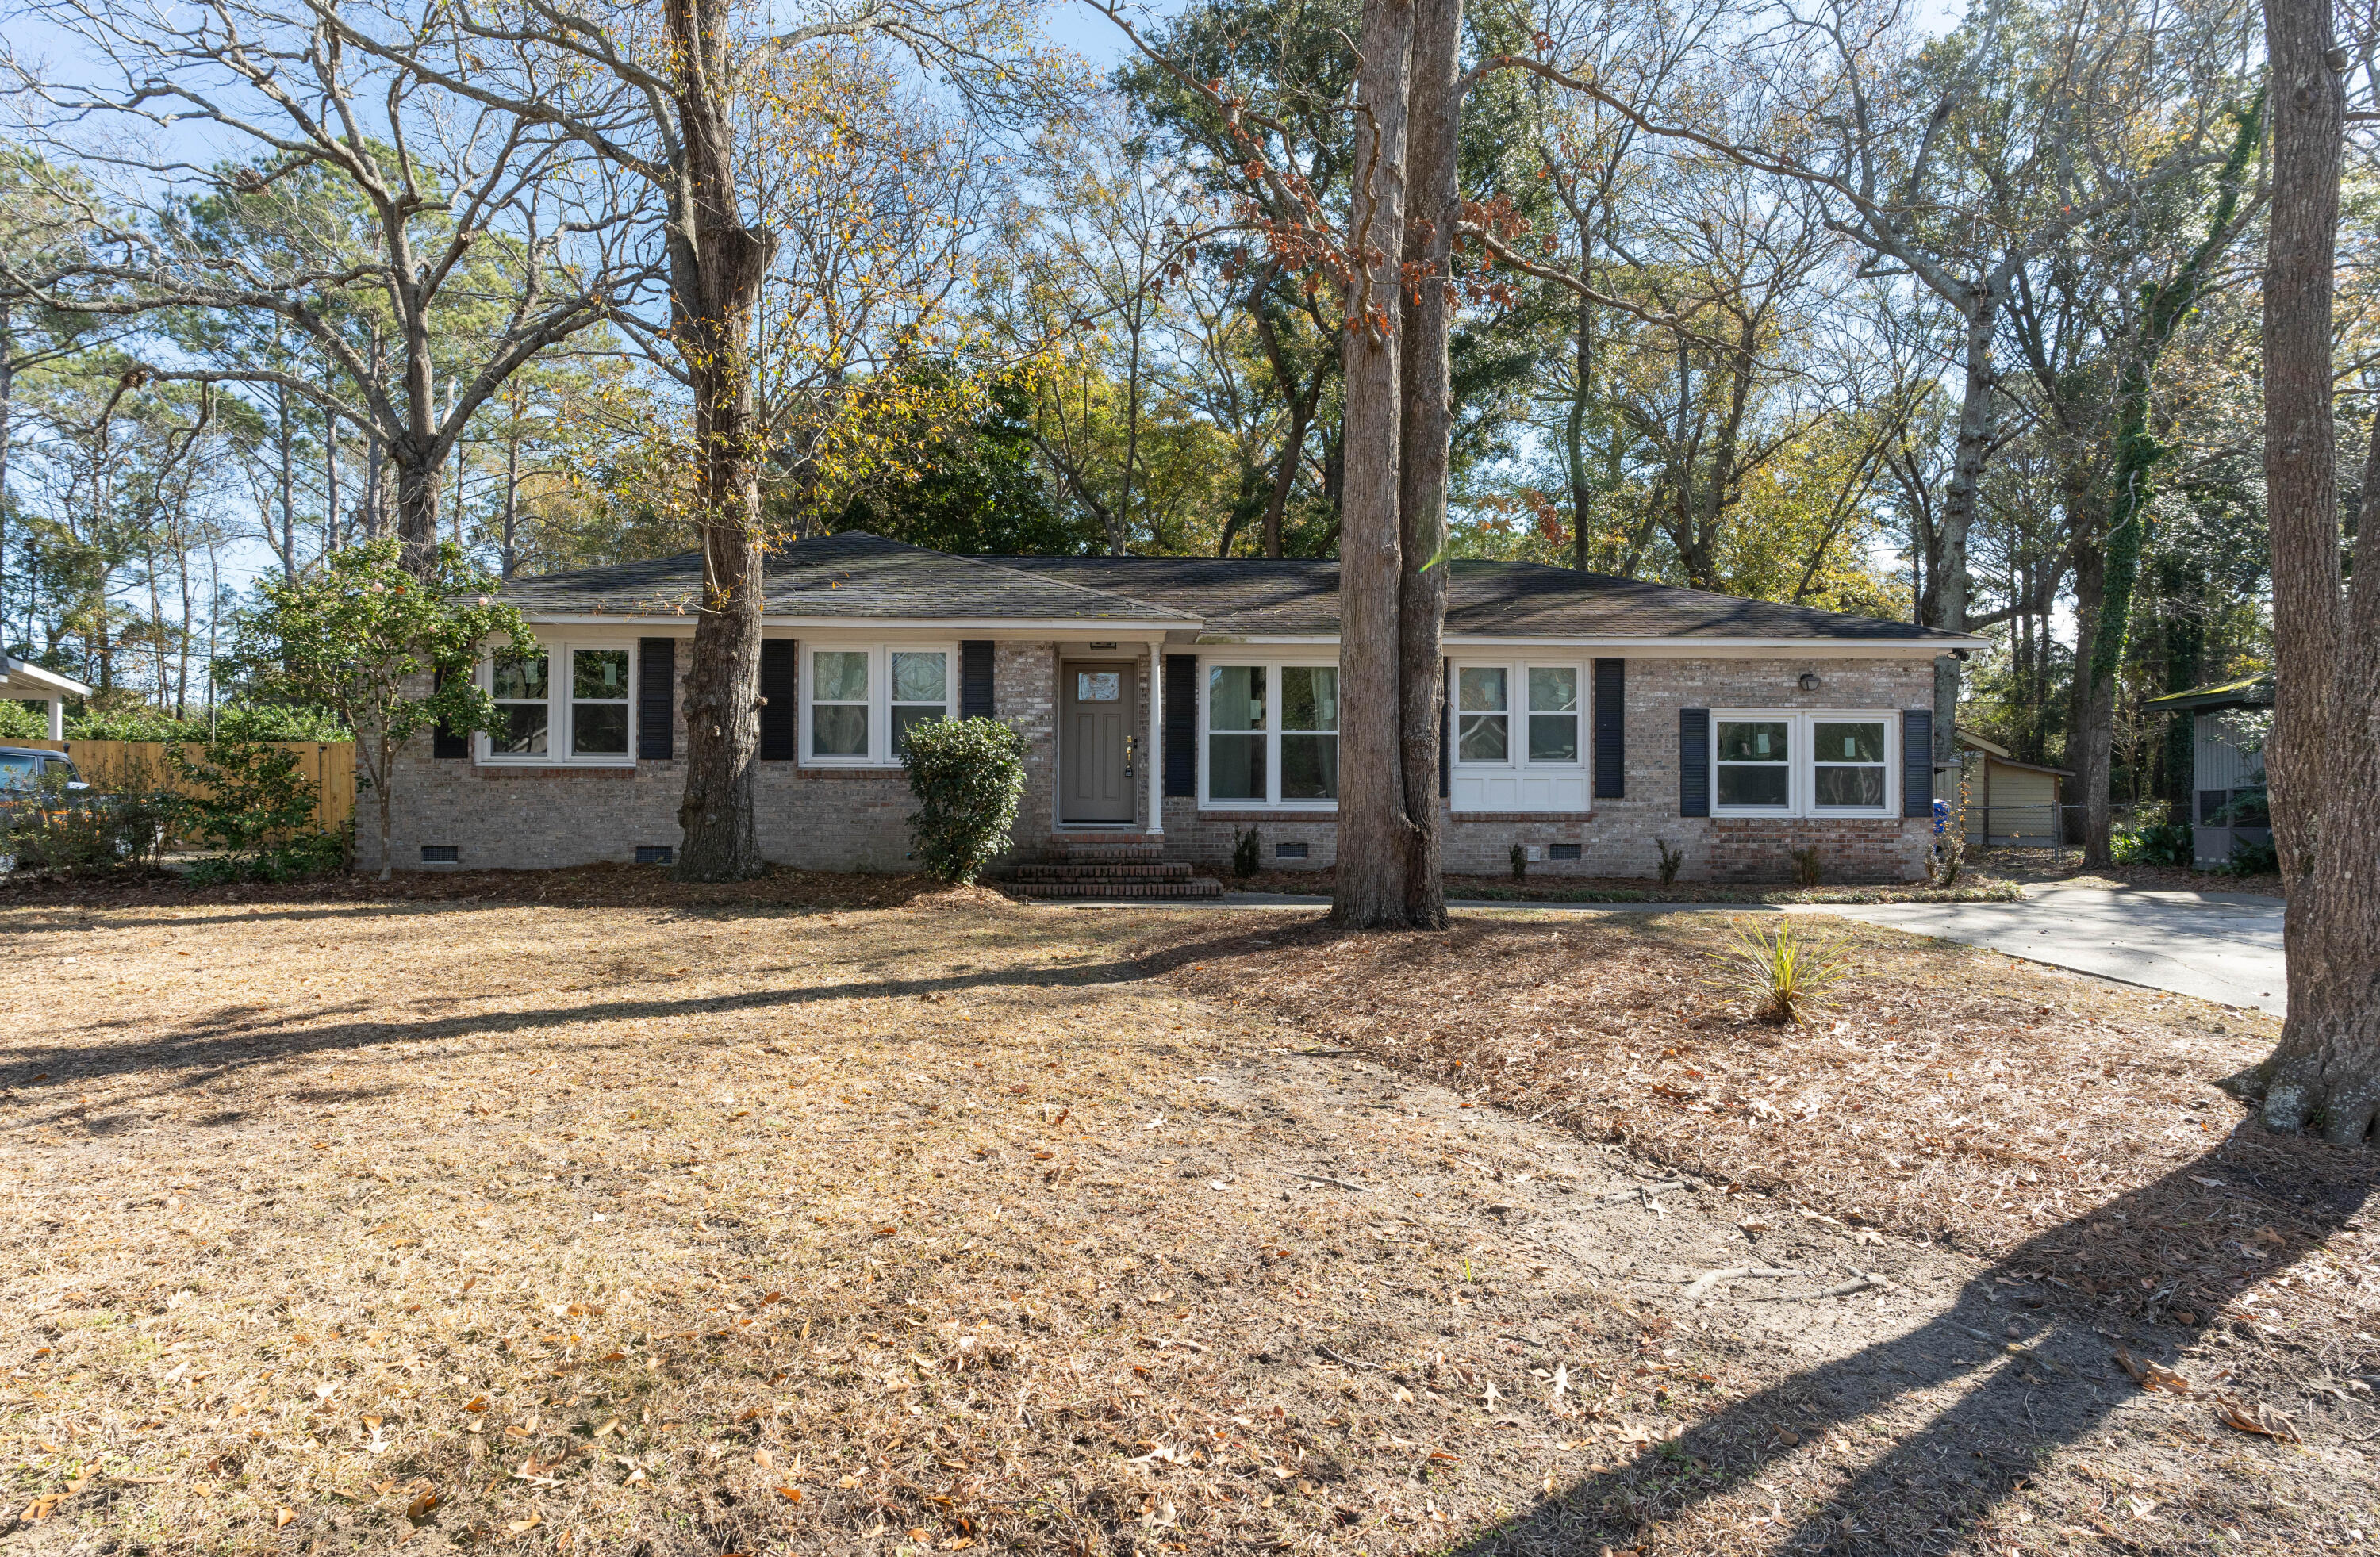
[2066,536,2104,845]
[1395,0,1458,931]
[1924,298,1996,791]
[1327,0,1414,929]
[394,460,441,573]
[1,301,13,623]
[667,0,772,884]
[1567,290,1594,570]
[2258,0,2379,1143]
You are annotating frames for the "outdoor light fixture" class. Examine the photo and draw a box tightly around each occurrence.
[1798,672,1822,692]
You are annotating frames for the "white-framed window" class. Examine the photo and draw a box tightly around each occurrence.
[1711,710,1896,817]
[800,642,955,765]
[481,639,636,765]
[1449,658,1590,812]
[1200,658,1339,807]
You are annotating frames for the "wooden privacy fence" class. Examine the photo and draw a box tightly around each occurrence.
[20,740,356,835]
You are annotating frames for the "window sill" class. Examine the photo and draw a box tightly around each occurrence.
[1196,803,1338,818]
[474,761,638,776]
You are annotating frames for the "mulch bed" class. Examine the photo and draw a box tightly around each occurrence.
[1219,869,2022,904]
[1142,911,2376,1354]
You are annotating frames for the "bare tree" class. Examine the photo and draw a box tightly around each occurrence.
[2,0,659,571]
[1490,0,2252,787]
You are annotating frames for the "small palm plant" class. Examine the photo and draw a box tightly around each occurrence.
[1718,918,1853,1025]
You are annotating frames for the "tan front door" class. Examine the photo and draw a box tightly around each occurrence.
[1061,662,1137,824]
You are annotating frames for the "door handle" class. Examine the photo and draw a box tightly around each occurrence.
[1124,734,1136,778]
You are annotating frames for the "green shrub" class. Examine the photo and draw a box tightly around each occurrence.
[1790,845,1823,886]
[1232,826,1262,879]
[2,770,172,875]
[67,704,351,742]
[1656,838,1683,887]
[1510,842,1528,880]
[2113,801,2194,867]
[0,700,47,741]
[2218,832,2278,877]
[899,717,1027,884]
[167,738,347,882]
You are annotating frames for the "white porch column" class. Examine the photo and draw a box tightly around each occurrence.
[1146,638,1165,835]
[46,696,63,741]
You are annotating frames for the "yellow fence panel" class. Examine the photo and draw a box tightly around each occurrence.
[18,739,357,834]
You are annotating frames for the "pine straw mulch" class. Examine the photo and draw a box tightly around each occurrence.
[1215,869,2024,905]
[1141,911,2377,1367]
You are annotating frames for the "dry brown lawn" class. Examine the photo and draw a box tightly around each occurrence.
[0,869,2371,1557]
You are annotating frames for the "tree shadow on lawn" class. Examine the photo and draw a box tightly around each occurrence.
[1452,1141,2370,1556]
[2,922,1276,1118]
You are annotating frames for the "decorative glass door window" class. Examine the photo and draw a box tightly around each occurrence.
[490,652,551,756]
[1075,671,1120,701]
[1811,720,1887,809]
[571,650,631,756]
[1280,666,1338,800]
[892,651,950,750]
[1207,665,1266,800]
[1527,667,1580,761]
[1715,719,1791,807]
[1457,667,1508,761]
[812,651,870,757]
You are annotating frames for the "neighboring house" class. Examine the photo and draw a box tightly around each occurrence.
[1954,733,2071,848]
[2,656,91,740]
[367,531,1979,882]
[2143,674,2273,868]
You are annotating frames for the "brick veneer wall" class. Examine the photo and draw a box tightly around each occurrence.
[363,644,1937,884]
[1159,654,1937,884]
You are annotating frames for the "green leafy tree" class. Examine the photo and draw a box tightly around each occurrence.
[225,539,530,880]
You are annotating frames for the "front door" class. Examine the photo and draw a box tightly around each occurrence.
[1061,662,1137,824]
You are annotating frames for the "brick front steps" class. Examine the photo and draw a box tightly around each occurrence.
[1004,834,1226,899]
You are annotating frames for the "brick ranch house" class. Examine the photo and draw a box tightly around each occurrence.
[364,531,1979,884]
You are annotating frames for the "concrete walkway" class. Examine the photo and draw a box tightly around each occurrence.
[1798,883,2286,1014]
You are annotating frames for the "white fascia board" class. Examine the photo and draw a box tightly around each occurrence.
[0,658,94,698]
[518,615,1192,634]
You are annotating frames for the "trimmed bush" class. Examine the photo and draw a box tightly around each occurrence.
[1232,826,1262,879]
[168,738,347,883]
[900,717,1027,884]
[2,769,172,876]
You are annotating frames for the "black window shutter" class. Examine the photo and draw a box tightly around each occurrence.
[1164,654,1197,797]
[758,639,797,760]
[637,638,675,759]
[1901,710,1933,816]
[432,667,467,758]
[1593,658,1625,799]
[960,640,995,720]
[1679,708,1710,817]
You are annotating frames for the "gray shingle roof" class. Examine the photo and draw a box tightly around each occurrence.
[499,531,1967,642]
[499,531,1195,623]
[987,554,1967,641]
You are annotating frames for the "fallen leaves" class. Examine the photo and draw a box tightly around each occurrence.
[2211,1393,2301,1443]
[2113,1350,2191,1394]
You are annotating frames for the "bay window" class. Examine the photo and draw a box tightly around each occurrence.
[481,640,636,765]
[1449,658,1591,812]
[800,643,954,765]
[1202,660,1337,807]
[1710,711,1895,816]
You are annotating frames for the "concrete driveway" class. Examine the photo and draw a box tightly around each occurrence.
[1798,884,2286,1014]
